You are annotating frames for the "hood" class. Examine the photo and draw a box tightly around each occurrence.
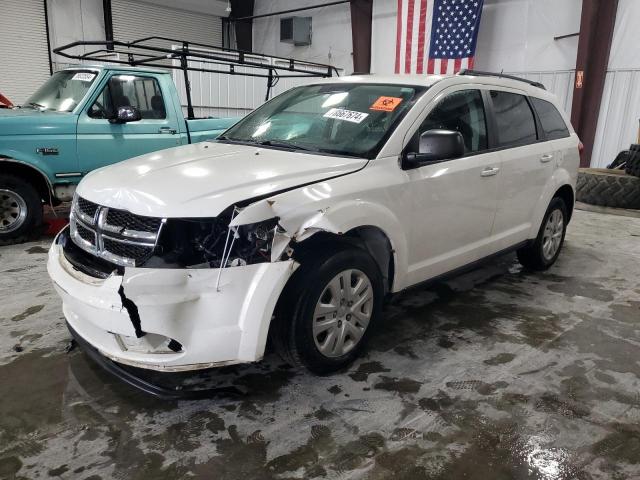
[0,109,77,135]
[76,142,368,218]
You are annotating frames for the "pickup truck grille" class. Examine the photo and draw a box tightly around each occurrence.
[70,196,164,267]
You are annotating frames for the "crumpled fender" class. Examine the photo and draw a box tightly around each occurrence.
[231,192,410,291]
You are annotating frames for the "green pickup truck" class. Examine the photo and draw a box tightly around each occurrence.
[0,65,237,245]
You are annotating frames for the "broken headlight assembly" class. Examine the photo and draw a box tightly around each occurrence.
[143,214,283,269]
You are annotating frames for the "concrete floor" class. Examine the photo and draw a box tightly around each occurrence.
[1,209,639,480]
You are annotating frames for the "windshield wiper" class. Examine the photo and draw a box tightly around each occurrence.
[24,102,46,110]
[257,140,316,152]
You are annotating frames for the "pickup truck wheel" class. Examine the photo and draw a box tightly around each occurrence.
[517,197,567,271]
[272,247,384,374]
[0,174,43,246]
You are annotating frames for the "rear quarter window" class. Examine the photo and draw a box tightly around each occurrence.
[530,97,570,140]
[490,91,538,148]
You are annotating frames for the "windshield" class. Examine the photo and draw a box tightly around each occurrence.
[24,70,97,112]
[220,83,425,158]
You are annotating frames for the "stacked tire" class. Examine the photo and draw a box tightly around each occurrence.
[625,144,640,178]
[576,168,640,210]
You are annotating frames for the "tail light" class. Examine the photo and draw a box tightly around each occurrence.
[578,141,585,165]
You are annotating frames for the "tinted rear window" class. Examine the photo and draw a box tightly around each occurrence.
[531,97,570,140]
[491,91,537,147]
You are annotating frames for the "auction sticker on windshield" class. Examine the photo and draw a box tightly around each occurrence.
[72,72,96,82]
[323,108,369,124]
[370,96,403,112]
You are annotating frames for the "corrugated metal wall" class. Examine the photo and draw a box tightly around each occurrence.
[172,48,344,118]
[591,69,640,168]
[510,69,640,168]
[0,0,51,104]
[111,0,222,47]
[506,70,576,116]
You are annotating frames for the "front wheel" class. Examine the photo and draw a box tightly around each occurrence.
[0,174,43,246]
[517,197,568,271]
[272,247,384,374]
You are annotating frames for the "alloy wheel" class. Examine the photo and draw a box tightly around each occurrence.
[542,209,564,261]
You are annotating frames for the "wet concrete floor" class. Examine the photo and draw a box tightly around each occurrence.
[0,208,639,479]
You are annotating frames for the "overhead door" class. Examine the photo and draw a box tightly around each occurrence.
[111,0,222,47]
[0,0,51,105]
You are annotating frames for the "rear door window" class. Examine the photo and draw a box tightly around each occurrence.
[530,97,570,140]
[490,91,537,148]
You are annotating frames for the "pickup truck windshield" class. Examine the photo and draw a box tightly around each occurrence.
[23,70,97,112]
[220,83,424,158]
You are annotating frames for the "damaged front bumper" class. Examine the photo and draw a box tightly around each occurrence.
[47,239,298,372]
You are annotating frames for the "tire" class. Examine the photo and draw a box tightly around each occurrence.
[272,247,384,374]
[517,197,567,271]
[0,174,43,246]
[576,168,640,209]
[608,150,629,170]
[625,146,640,178]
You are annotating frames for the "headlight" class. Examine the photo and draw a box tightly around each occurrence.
[143,217,279,269]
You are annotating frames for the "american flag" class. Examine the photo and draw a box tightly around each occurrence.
[394,0,484,75]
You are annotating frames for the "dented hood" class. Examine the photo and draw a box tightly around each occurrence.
[76,141,367,218]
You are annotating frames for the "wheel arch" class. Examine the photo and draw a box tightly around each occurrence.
[0,156,54,204]
[553,184,575,222]
[292,225,396,295]
[529,166,575,239]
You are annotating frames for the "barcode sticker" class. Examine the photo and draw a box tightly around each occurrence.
[72,72,96,82]
[323,108,369,124]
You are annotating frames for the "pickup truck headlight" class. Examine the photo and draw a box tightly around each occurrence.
[144,217,280,269]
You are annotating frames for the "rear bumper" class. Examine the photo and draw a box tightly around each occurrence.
[48,241,298,372]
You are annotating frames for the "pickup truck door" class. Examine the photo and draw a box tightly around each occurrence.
[403,87,501,285]
[76,72,185,173]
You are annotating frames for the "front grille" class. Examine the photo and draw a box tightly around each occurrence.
[77,197,99,219]
[76,223,95,244]
[102,238,153,262]
[106,209,162,233]
[70,196,164,267]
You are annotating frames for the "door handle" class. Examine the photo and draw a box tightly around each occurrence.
[480,167,500,177]
[158,127,177,134]
[540,154,554,163]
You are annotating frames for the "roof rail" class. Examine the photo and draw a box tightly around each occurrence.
[457,69,546,90]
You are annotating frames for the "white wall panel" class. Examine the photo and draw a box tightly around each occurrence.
[609,0,640,70]
[112,0,222,47]
[252,0,353,75]
[591,70,640,168]
[48,0,105,71]
[172,47,344,118]
[506,70,576,115]
[0,0,50,104]
[475,0,581,72]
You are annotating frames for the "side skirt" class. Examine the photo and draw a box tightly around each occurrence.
[392,240,531,297]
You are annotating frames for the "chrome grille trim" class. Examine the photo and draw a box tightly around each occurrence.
[70,195,165,267]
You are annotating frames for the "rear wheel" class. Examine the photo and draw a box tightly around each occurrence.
[517,197,567,271]
[0,174,43,246]
[272,247,384,374]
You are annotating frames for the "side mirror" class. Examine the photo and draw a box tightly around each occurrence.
[110,106,141,124]
[403,129,465,169]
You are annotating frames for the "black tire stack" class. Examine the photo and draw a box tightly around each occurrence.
[576,168,640,209]
[625,144,640,178]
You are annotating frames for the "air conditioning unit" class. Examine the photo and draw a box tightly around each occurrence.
[280,16,312,46]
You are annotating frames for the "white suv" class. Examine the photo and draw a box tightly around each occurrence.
[48,71,580,379]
